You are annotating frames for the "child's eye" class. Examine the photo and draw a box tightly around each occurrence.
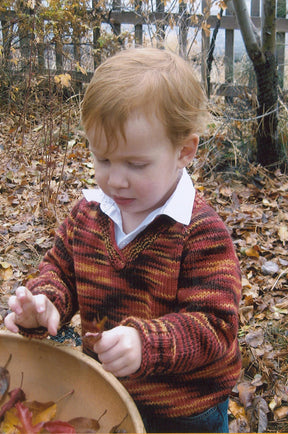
[128,162,148,169]
[97,158,110,165]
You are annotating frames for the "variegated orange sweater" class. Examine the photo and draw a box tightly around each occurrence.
[26,192,242,419]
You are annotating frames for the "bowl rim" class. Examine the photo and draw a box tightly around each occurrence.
[0,330,145,433]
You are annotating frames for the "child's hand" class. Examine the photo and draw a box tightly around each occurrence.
[92,325,142,377]
[4,286,60,336]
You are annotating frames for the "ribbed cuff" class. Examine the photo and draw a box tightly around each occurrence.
[17,324,49,339]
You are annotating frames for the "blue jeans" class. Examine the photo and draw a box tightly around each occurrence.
[142,399,229,433]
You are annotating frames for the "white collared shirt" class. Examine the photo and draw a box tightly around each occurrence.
[83,169,195,249]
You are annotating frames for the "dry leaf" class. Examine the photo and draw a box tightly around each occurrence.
[245,246,260,258]
[254,397,269,433]
[219,186,232,197]
[0,355,11,404]
[278,224,288,245]
[269,395,282,411]
[0,262,13,281]
[15,401,43,433]
[273,406,288,420]
[245,329,264,348]
[41,419,76,433]
[25,400,57,425]
[229,417,250,433]
[238,382,256,409]
[274,381,288,402]
[239,306,254,324]
[1,406,19,433]
[229,399,246,418]
[0,387,26,422]
[68,416,100,433]
[54,73,71,88]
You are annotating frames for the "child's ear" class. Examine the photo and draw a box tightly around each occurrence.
[177,134,199,168]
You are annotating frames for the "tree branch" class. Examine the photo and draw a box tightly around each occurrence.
[232,0,265,64]
[262,0,276,52]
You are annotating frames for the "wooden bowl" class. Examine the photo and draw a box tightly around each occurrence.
[0,331,145,433]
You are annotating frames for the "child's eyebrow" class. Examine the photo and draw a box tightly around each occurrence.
[93,151,151,161]
[124,155,151,161]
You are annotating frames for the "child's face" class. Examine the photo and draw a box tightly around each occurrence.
[87,111,198,232]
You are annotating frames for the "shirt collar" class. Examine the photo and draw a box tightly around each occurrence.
[161,168,195,225]
[82,168,195,228]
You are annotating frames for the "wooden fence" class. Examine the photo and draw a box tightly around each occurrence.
[0,0,288,96]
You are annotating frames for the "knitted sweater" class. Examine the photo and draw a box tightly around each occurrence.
[27,191,242,419]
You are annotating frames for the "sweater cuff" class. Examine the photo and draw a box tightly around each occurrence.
[17,324,49,339]
[121,316,175,378]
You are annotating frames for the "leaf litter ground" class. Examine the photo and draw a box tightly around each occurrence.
[0,109,287,433]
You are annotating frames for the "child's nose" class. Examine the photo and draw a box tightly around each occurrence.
[107,168,129,189]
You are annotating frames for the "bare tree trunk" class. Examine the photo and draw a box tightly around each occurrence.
[232,0,284,167]
[254,51,280,166]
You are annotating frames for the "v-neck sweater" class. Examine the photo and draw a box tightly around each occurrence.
[26,191,242,419]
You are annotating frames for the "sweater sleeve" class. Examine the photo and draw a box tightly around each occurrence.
[25,200,84,327]
[121,199,242,378]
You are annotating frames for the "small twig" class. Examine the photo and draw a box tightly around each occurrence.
[271,268,288,291]
[110,413,128,433]
[4,354,12,370]
[97,408,107,423]
[19,372,24,389]
[55,389,74,404]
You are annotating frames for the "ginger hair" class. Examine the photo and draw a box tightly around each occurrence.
[81,47,209,150]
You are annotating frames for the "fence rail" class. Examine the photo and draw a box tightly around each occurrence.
[0,0,287,96]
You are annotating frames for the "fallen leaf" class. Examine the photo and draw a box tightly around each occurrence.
[229,399,246,418]
[9,223,28,233]
[245,329,264,348]
[261,260,279,275]
[0,405,19,434]
[0,355,11,404]
[238,382,256,409]
[245,246,260,258]
[278,224,288,245]
[68,416,100,433]
[25,400,57,425]
[42,420,76,433]
[0,262,13,281]
[84,316,108,345]
[54,73,71,88]
[229,417,250,433]
[0,387,26,422]
[254,397,269,433]
[15,401,43,434]
[219,186,232,197]
[274,381,288,402]
[239,306,254,324]
[269,395,282,412]
[251,374,264,387]
[262,198,278,208]
[273,405,288,420]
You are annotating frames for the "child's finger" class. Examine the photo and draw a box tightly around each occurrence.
[13,286,34,312]
[101,356,127,375]
[46,304,60,336]
[4,312,19,333]
[93,329,119,354]
[33,293,49,314]
[8,295,20,313]
[15,286,31,302]
[31,295,60,335]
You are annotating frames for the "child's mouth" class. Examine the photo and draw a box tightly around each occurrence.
[113,196,134,206]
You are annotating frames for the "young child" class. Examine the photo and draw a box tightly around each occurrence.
[5,47,242,433]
